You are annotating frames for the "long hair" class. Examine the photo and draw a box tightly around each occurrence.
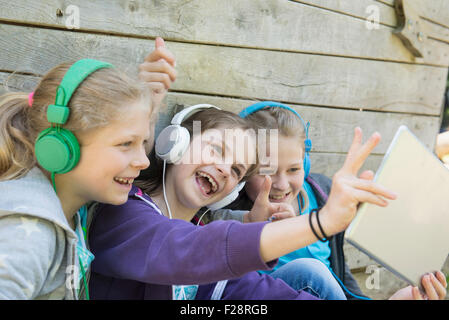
[0,62,151,180]
[245,106,307,150]
[224,106,309,212]
[135,108,259,196]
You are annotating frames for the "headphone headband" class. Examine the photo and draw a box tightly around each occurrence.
[35,59,114,176]
[240,101,312,178]
[171,103,221,125]
[48,59,113,124]
[239,101,311,152]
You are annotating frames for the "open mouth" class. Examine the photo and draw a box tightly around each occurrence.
[113,177,135,186]
[195,171,219,197]
[269,191,291,202]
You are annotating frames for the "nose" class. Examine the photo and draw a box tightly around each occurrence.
[215,163,231,179]
[131,145,150,170]
[271,173,289,191]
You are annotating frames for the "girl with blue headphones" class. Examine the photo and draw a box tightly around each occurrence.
[212,101,447,300]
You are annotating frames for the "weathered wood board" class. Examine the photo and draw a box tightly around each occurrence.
[0,0,448,65]
[0,24,447,116]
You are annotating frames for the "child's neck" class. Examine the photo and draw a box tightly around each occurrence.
[151,181,198,222]
[41,169,81,230]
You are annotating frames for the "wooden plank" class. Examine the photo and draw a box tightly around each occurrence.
[309,152,384,179]
[410,0,449,29]
[293,0,449,55]
[0,0,448,66]
[0,24,447,116]
[0,72,39,94]
[297,0,449,31]
[1,72,441,156]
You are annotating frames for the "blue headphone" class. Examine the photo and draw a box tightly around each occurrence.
[239,101,312,178]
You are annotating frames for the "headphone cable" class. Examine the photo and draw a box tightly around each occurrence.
[162,160,173,219]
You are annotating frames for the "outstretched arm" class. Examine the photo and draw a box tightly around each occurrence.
[258,127,397,262]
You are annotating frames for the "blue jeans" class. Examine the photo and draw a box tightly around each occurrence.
[270,258,347,300]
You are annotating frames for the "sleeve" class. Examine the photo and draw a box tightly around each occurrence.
[89,200,277,286]
[0,214,58,300]
[207,208,248,223]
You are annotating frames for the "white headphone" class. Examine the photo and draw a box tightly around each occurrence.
[155,104,245,211]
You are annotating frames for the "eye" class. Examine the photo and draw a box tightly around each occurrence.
[288,167,302,173]
[119,141,133,147]
[232,166,242,178]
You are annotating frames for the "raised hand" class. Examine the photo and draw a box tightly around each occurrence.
[138,37,177,106]
[246,175,296,223]
[319,127,397,236]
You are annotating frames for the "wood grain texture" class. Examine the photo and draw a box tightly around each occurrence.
[0,0,448,65]
[0,24,447,116]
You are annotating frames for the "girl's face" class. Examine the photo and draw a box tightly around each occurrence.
[60,100,152,207]
[168,127,256,209]
[245,135,304,205]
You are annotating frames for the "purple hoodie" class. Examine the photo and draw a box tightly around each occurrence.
[88,186,318,300]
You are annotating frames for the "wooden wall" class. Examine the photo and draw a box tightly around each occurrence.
[1,0,448,299]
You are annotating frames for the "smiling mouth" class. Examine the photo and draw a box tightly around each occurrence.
[113,177,135,185]
[195,171,219,196]
[269,192,291,202]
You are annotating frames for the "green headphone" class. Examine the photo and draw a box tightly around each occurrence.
[35,59,113,178]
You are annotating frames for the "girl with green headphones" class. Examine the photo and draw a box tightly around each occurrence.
[0,37,174,299]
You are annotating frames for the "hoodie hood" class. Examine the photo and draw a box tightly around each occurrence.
[0,167,76,238]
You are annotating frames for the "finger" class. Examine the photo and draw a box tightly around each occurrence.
[147,82,167,95]
[139,71,173,89]
[343,128,381,175]
[412,286,424,300]
[422,274,439,300]
[349,132,381,174]
[435,271,447,288]
[430,272,447,299]
[270,202,295,215]
[349,178,397,200]
[270,211,296,221]
[351,189,389,207]
[139,61,177,82]
[144,46,176,66]
[359,170,374,180]
[155,37,165,49]
[255,175,272,205]
[342,127,363,169]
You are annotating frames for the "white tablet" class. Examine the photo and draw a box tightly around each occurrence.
[345,125,449,289]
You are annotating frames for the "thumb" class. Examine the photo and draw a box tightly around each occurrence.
[254,175,272,205]
[155,37,165,49]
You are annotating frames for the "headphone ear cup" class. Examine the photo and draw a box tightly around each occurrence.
[35,128,80,174]
[155,125,190,164]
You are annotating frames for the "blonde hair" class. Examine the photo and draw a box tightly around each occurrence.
[0,62,151,180]
[245,106,307,153]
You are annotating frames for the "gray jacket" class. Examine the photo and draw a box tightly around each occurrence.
[0,167,79,299]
